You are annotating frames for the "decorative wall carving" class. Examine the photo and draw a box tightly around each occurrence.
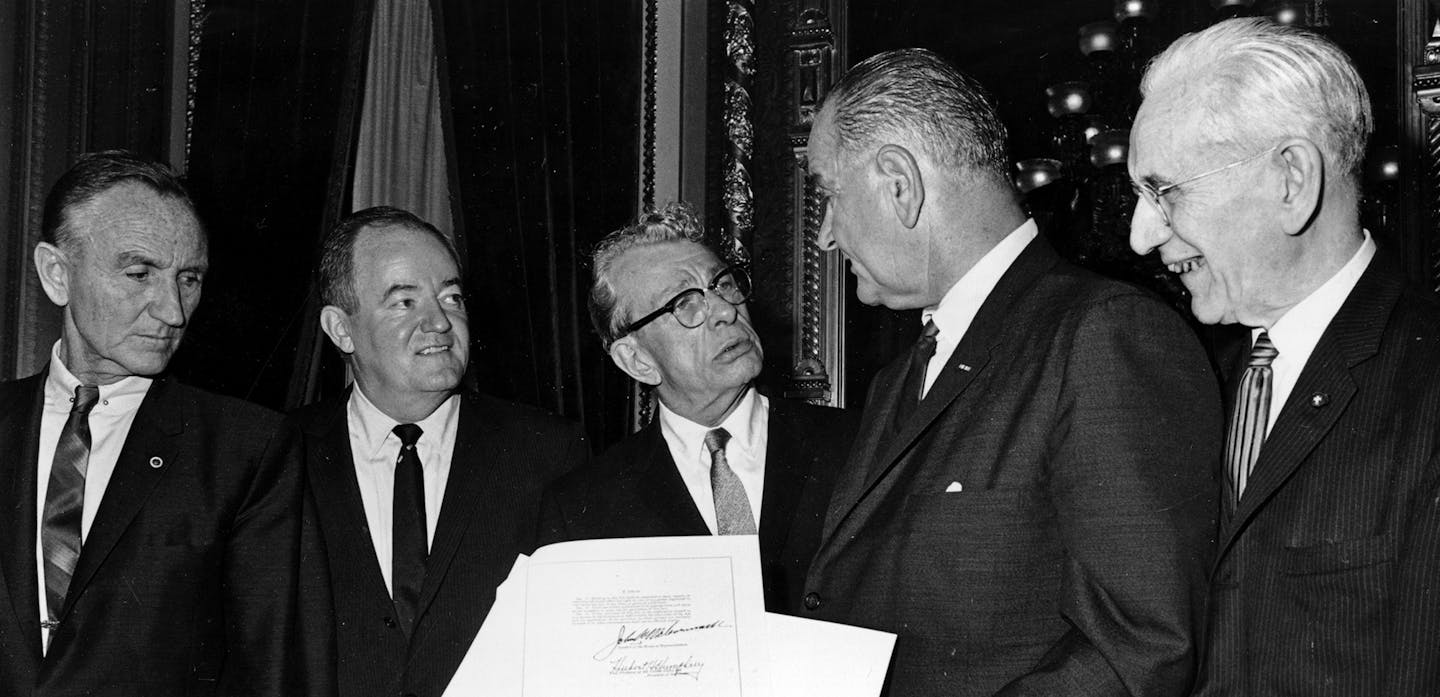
[1416,21,1440,291]
[782,1,845,406]
[722,0,756,267]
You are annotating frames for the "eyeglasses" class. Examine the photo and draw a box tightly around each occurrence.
[1131,145,1279,227]
[619,266,752,338]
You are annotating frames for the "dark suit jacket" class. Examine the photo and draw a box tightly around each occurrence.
[0,373,303,697]
[538,396,857,614]
[804,237,1222,697]
[296,388,588,697]
[1197,255,1440,697]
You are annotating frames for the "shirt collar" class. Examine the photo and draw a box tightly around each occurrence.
[1262,230,1376,360]
[347,386,461,458]
[45,340,153,406]
[923,218,1038,335]
[658,387,764,460]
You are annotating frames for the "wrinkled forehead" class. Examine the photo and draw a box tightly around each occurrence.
[70,183,206,258]
[615,240,723,304]
[1130,88,1215,179]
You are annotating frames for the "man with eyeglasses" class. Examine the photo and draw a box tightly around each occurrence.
[539,202,857,615]
[1130,18,1440,696]
[802,48,1221,696]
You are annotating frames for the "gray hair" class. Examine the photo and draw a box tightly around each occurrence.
[42,150,197,255]
[589,201,710,349]
[824,48,1011,182]
[1141,17,1372,184]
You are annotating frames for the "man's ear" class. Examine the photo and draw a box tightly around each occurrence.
[1276,138,1324,236]
[33,242,71,307]
[319,305,356,355]
[609,337,662,386]
[874,143,925,229]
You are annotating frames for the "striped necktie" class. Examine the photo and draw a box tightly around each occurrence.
[41,384,100,630]
[1227,331,1278,506]
[705,428,757,535]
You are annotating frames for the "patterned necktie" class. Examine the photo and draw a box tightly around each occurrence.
[41,384,100,627]
[893,319,940,430]
[704,428,757,535]
[1226,331,1278,507]
[391,423,427,636]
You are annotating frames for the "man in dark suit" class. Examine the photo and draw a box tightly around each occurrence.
[802,50,1221,696]
[539,203,856,614]
[296,206,588,697]
[1128,19,1440,696]
[0,150,302,695]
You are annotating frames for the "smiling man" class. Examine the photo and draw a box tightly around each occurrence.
[295,206,588,697]
[801,49,1221,696]
[0,150,302,695]
[1130,19,1440,696]
[539,202,856,614]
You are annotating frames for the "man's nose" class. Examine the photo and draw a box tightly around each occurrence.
[816,207,837,251]
[421,300,453,333]
[1129,201,1173,255]
[149,279,188,327]
[708,292,738,325]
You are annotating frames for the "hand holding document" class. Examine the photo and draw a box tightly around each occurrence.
[443,536,894,697]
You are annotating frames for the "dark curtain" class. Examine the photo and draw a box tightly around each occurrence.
[1,0,173,379]
[170,0,366,408]
[436,0,643,448]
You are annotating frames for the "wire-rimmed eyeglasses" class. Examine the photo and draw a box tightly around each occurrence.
[619,266,752,338]
[1131,145,1280,227]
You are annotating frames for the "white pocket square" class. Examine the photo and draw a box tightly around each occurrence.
[944,481,964,493]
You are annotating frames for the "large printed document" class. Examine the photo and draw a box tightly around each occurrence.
[442,536,895,697]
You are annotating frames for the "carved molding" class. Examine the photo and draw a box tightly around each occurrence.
[782,1,845,406]
[1416,17,1440,291]
[722,0,755,267]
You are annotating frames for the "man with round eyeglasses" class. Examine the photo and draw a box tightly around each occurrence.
[539,202,857,615]
[1130,17,1440,696]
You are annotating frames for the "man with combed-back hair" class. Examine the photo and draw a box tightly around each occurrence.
[802,48,1221,696]
[0,150,303,695]
[1129,18,1440,696]
[293,206,589,697]
[539,202,857,615]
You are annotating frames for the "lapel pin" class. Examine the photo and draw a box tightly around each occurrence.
[1310,393,1330,408]
[149,456,164,469]
[957,364,972,372]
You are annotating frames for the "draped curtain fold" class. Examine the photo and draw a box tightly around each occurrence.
[435,0,642,446]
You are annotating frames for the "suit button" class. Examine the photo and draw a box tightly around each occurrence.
[803,592,822,611]
[383,616,397,628]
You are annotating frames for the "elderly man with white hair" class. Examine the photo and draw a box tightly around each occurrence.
[1130,17,1440,696]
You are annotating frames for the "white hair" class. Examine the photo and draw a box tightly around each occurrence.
[1141,17,1372,184]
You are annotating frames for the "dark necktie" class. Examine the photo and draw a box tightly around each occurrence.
[1226,331,1278,507]
[705,428,757,535]
[893,320,940,430]
[391,423,427,636]
[41,384,100,628]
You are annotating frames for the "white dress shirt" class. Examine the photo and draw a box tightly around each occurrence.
[34,341,152,652]
[920,219,1039,397]
[1258,231,1376,434]
[658,388,769,534]
[346,387,460,596]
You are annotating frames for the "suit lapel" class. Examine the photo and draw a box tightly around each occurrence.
[0,375,45,659]
[61,377,180,622]
[637,421,711,535]
[821,237,1057,547]
[305,393,393,606]
[1215,257,1398,563]
[757,400,809,565]
[412,393,515,627]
